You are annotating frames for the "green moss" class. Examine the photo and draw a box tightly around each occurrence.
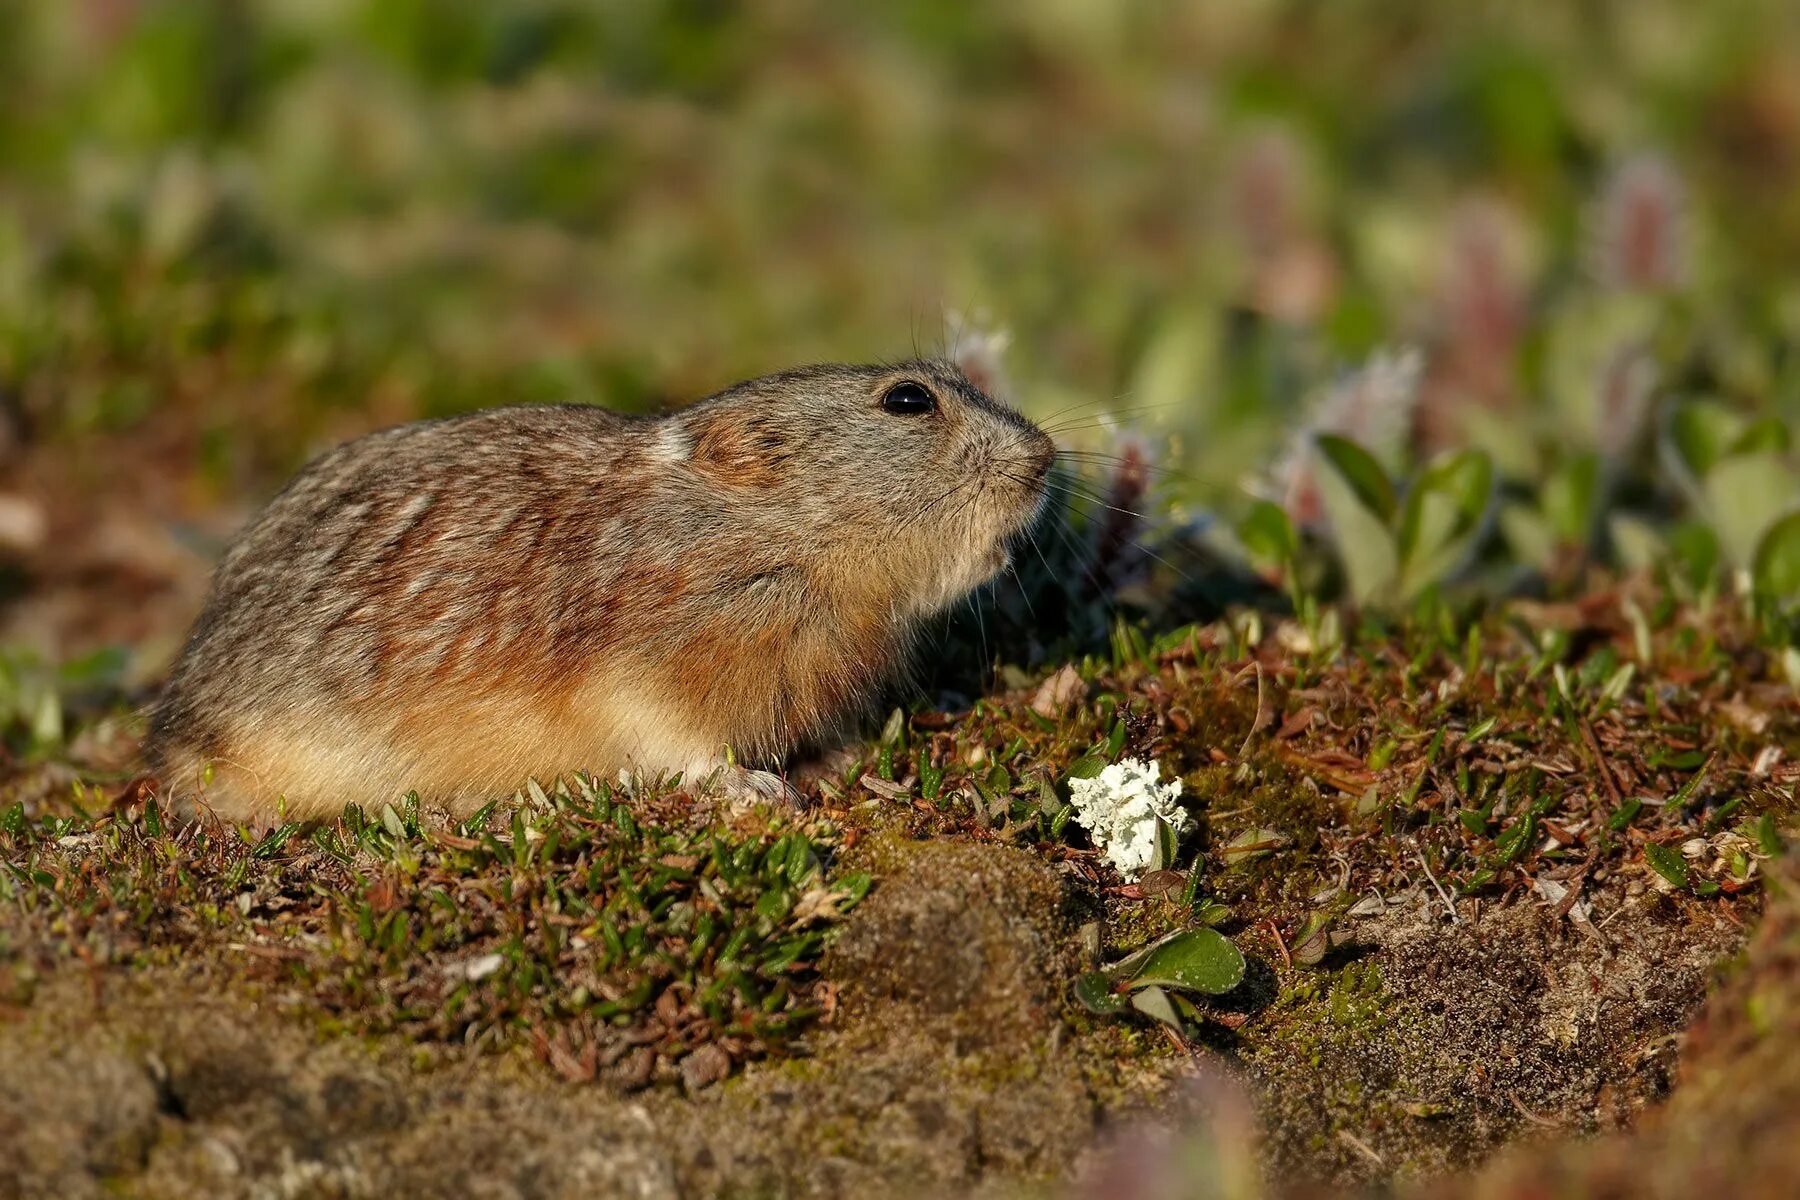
[1327,961,1388,1030]
[0,776,870,1085]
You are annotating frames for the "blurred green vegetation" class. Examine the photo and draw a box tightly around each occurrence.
[1,2,1795,465]
[2,0,1800,635]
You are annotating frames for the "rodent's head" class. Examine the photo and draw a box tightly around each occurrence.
[672,359,1056,618]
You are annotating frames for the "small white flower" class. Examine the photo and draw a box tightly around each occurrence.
[1067,757,1191,878]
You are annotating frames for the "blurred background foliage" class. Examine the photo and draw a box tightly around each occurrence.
[1,0,1799,654]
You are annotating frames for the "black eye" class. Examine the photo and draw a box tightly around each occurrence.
[880,381,938,416]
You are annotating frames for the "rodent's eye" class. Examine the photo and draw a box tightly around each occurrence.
[880,381,938,416]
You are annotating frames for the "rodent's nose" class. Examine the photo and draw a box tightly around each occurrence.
[1025,433,1056,481]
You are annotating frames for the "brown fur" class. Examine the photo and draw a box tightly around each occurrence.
[687,409,794,489]
[146,360,1054,822]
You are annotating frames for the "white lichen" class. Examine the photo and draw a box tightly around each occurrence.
[1067,757,1191,878]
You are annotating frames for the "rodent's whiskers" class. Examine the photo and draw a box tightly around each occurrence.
[1053,448,1204,488]
[916,475,977,519]
[1030,390,1144,430]
[994,466,1126,596]
[943,478,989,527]
[977,576,1003,683]
[1002,550,1042,627]
[1023,470,1197,587]
[1034,472,1149,523]
[1036,401,1182,438]
[1018,489,1133,615]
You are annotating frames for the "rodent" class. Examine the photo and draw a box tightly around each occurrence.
[145,359,1055,822]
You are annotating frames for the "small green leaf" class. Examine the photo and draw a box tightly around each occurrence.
[57,645,128,689]
[1666,400,1746,482]
[1315,446,1401,605]
[1731,415,1792,456]
[1666,520,1721,592]
[1066,755,1107,781]
[251,822,305,860]
[1219,827,1285,865]
[1704,451,1793,568]
[1149,816,1182,873]
[756,887,793,923]
[1644,841,1690,889]
[1289,911,1335,968]
[27,688,61,752]
[1398,449,1493,598]
[835,871,874,905]
[1543,452,1601,544]
[1192,899,1233,926]
[1494,813,1536,864]
[1499,502,1557,570]
[1316,435,1398,521]
[1755,812,1784,857]
[1179,865,1204,906]
[1609,512,1667,573]
[1111,927,1247,995]
[1752,510,1800,598]
[786,840,819,886]
[1128,984,1186,1031]
[1238,499,1299,564]
[1074,971,1129,1015]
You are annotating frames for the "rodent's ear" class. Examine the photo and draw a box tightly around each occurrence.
[685,411,790,489]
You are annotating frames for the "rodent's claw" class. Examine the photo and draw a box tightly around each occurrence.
[713,765,808,811]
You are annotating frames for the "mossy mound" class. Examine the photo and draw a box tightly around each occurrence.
[825,834,1093,1044]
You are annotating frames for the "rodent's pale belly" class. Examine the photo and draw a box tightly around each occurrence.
[208,679,727,818]
[389,681,725,795]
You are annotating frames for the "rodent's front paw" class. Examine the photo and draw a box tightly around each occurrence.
[711,765,807,810]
